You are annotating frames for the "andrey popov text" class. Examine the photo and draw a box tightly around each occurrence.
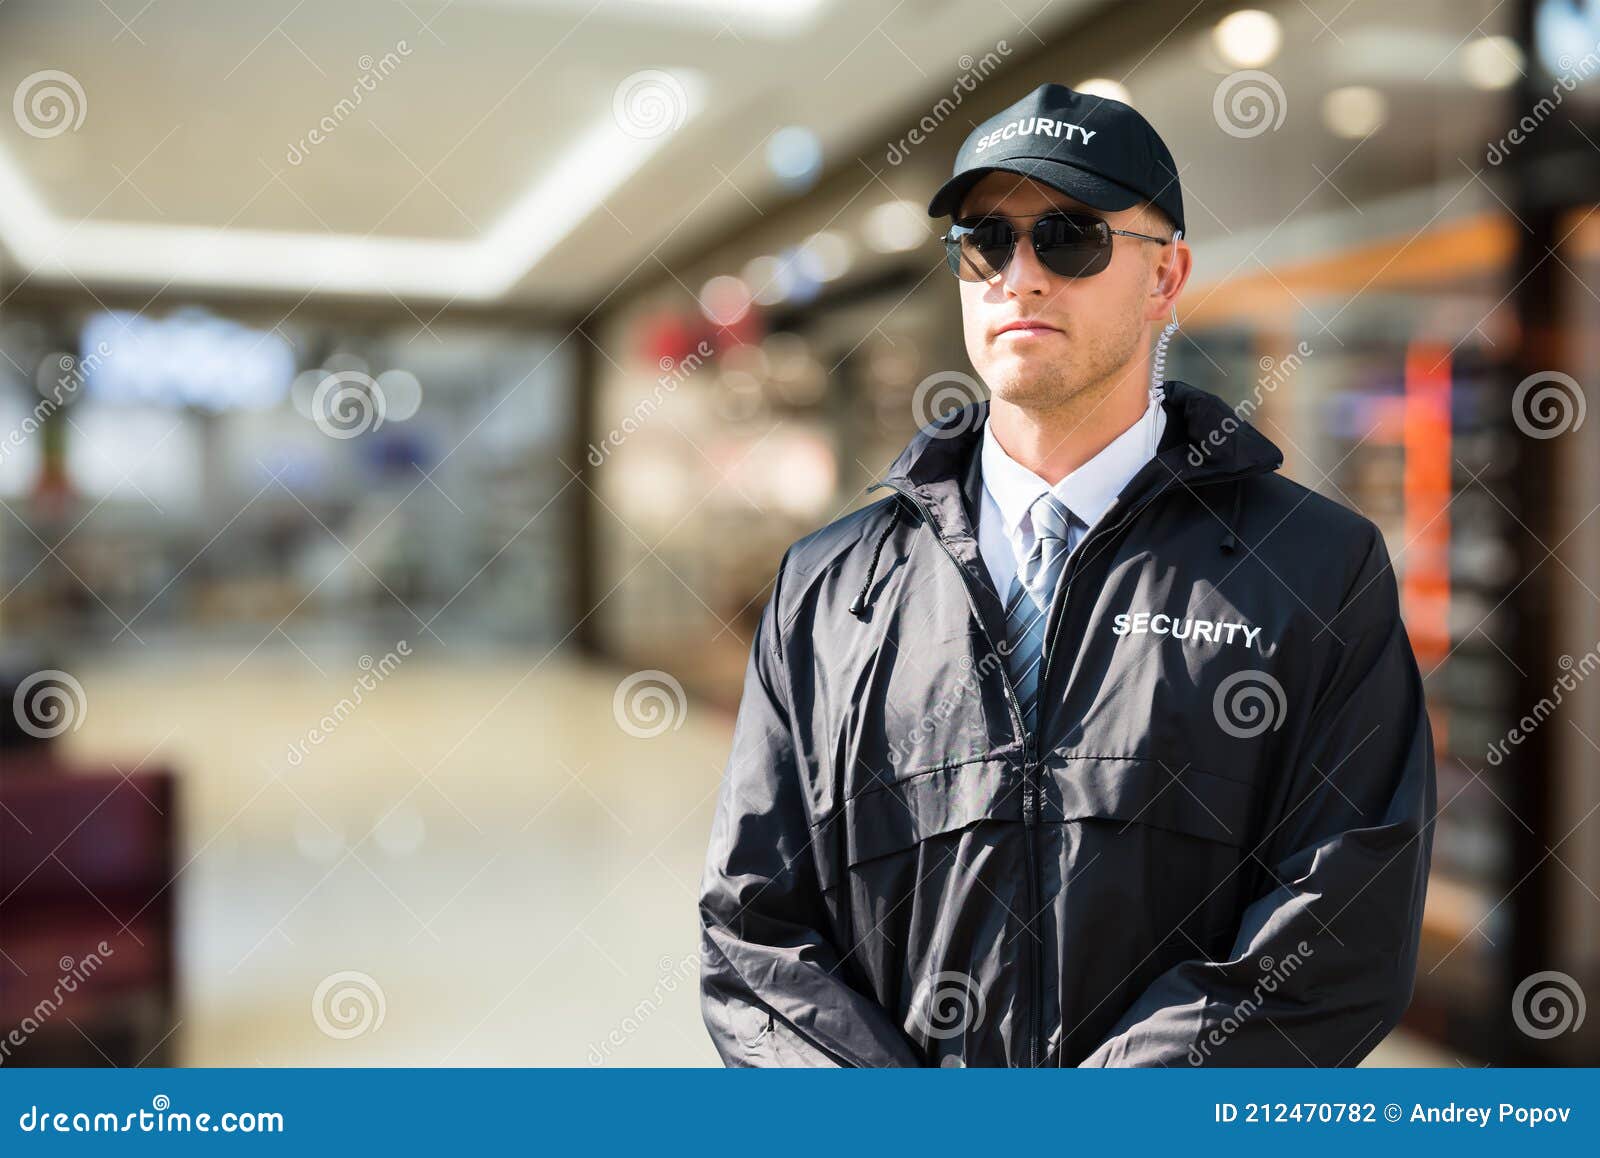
[1214,1103,1573,1127]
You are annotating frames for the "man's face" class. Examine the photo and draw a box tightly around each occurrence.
[954,172,1165,412]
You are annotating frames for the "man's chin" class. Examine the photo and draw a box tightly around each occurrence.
[982,366,1074,409]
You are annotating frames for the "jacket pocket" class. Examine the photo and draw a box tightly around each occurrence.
[1043,755,1257,989]
[1043,755,1254,848]
[812,757,1031,1064]
[815,756,1023,892]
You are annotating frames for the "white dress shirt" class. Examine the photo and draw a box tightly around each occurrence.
[977,394,1167,599]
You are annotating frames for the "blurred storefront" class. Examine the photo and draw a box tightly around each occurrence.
[583,0,1600,1064]
[0,296,579,656]
[0,291,585,1066]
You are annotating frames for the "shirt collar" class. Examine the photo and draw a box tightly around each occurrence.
[980,393,1167,537]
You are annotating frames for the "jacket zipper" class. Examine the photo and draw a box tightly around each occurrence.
[871,480,1039,1067]
[871,470,1255,1068]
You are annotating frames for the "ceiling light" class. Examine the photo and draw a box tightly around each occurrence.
[1462,35,1524,90]
[802,231,852,280]
[1213,9,1282,68]
[862,200,928,254]
[743,255,792,306]
[540,0,829,38]
[1322,86,1387,138]
[699,275,753,326]
[767,126,823,190]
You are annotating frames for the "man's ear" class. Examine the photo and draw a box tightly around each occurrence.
[1152,234,1190,309]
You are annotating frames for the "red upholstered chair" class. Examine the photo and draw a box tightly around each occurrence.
[0,763,179,1067]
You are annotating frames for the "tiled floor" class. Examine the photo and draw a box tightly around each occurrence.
[56,646,1453,1066]
[63,647,727,1066]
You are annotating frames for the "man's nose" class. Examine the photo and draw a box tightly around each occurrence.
[1002,235,1052,296]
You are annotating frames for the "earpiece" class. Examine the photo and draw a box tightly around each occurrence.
[1147,229,1184,457]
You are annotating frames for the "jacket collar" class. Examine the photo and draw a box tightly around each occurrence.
[863,381,1282,630]
[885,379,1283,501]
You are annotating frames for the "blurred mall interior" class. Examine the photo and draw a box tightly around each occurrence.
[2,0,1599,1066]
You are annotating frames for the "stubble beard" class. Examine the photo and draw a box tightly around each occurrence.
[981,309,1146,417]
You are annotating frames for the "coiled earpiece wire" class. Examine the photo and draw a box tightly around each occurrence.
[1147,227,1183,459]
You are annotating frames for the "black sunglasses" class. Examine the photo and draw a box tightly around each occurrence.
[941,210,1172,282]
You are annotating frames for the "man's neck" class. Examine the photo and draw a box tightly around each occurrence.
[986,365,1153,486]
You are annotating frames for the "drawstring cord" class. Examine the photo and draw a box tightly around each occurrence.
[1220,479,1242,553]
[849,498,903,617]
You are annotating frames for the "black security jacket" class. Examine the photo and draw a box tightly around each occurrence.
[698,380,1436,1067]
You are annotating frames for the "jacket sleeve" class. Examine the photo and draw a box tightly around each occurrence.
[1081,529,1436,1067]
[698,549,924,1067]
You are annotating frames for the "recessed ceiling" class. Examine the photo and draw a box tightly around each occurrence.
[0,0,1096,305]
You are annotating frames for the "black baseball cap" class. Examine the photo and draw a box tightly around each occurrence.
[927,83,1185,236]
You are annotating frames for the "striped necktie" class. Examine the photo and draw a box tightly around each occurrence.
[1003,494,1083,733]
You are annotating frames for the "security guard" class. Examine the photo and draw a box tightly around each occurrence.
[699,83,1435,1067]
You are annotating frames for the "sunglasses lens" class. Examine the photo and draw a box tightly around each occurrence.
[944,218,1013,282]
[942,214,1115,280]
[942,241,976,280]
[966,218,1015,274]
[1034,214,1111,279]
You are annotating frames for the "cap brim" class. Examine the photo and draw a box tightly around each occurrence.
[926,157,1144,219]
